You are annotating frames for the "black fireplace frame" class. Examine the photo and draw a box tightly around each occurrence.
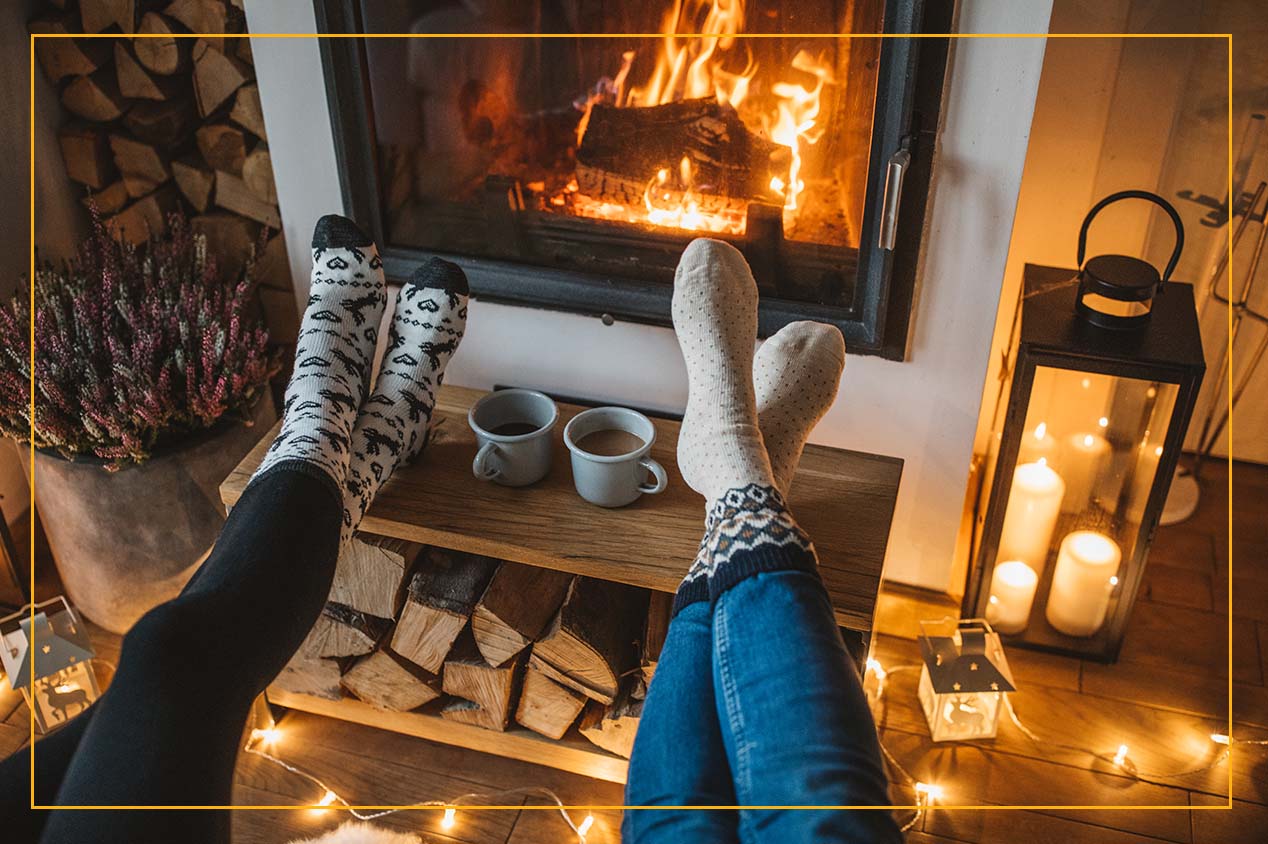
[313,0,950,359]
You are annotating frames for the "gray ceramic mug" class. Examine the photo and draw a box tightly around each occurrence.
[564,406,668,507]
[468,389,559,486]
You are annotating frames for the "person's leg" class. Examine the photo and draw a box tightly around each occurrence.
[0,706,93,841]
[671,239,898,843]
[622,601,739,843]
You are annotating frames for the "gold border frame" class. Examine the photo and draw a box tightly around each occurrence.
[27,29,1237,811]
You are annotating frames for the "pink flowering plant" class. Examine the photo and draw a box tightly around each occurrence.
[0,212,278,469]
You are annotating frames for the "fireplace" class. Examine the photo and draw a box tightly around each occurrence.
[316,0,949,358]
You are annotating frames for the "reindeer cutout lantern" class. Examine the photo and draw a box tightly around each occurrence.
[916,618,1016,742]
[1,597,101,733]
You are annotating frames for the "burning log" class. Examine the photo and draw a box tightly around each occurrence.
[391,548,499,673]
[515,665,587,740]
[578,682,643,759]
[330,535,423,621]
[471,562,574,667]
[576,99,785,217]
[530,576,648,704]
[341,647,441,712]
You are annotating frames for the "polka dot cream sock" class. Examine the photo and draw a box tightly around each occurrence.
[250,215,387,500]
[671,239,815,614]
[754,321,846,495]
[340,258,469,544]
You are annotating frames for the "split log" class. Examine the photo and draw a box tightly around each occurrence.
[258,286,300,345]
[341,647,441,712]
[80,0,138,33]
[214,171,281,228]
[471,563,574,667]
[59,124,115,189]
[242,143,277,205]
[391,548,499,673]
[61,69,126,123]
[191,212,258,277]
[192,38,252,117]
[441,633,523,731]
[576,99,786,213]
[515,666,586,740]
[125,99,197,147]
[273,651,343,701]
[135,12,192,76]
[83,181,131,216]
[302,602,389,659]
[105,186,179,245]
[530,577,648,704]
[172,156,215,211]
[30,18,111,84]
[196,122,247,174]
[440,699,503,732]
[114,42,180,101]
[329,535,422,620]
[236,36,254,67]
[637,591,672,695]
[252,232,291,289]
[109,133,170,197]
[228,83,267,139]
[166,0,244,52]
[578,684,643,759]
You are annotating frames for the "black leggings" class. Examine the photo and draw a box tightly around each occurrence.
[0,465,341,844]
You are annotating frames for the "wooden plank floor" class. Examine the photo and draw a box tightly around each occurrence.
[6,459,1265,842]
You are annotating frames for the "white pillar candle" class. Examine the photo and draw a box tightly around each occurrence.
[1060,432,1111,512]
[1018,422,1058,465]
[997,461,1065,573]
[985,560,1039,634]
[1046,530,1121,637]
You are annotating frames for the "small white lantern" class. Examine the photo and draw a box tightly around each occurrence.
[917,618,1016,742]
[1,597,100,733]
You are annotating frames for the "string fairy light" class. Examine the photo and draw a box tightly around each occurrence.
[241,709,597,842]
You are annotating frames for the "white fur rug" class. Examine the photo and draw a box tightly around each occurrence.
[286,820,421,844]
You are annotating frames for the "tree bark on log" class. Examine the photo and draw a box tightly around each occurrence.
[390,548,499,673]
[515,665,587,740]
[576,99,786,212]
[530,577,648,704]
[329,535,422,620]
[302,603,389,659]
[471,562,574,667]
[341,647,442,712]
[578,682,643,759]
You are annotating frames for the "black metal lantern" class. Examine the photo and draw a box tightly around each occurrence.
[964,191,1205,661]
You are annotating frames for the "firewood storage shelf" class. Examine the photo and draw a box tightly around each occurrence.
[220,385,902,783]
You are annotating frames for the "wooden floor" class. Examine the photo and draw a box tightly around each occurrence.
[2,458,1265,843]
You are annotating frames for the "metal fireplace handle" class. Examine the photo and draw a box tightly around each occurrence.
[878,147,911,251]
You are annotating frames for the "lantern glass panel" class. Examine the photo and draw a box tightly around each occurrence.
[985,366,1178,641]
[24,661,99,733]
[918,665,1003,742]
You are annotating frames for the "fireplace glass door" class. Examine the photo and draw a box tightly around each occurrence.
[317,0,947,357]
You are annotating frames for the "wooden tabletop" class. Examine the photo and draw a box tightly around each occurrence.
[221,386,902,632]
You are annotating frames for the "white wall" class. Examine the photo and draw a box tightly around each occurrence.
[245,0,1052,593]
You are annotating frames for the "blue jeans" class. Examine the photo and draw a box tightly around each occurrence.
[624,570,898,843]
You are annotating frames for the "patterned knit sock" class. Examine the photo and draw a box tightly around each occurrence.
[340,258,469,543]
[754,321,846,495]
[251,215,387,499]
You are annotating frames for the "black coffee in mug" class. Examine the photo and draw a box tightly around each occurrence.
[491,421,541,437]
[575,429,645,457]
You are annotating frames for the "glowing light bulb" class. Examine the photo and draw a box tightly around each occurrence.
[578,814,595,835]
[311,789,338,814]
[441,807,457,830]
[251,726,281,748]
[914,781,943,801]
[1098,416,1109,428]
[1034,422,1047,439]
[1082,434,1095,448]
[865,658,886,681]
[1109,576,1119,587]
[1113,744,1129,767]
[1211,733,1231,745]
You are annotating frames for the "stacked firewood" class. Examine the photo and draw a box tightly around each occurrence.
[30,0,297,345]
[276,536,672,758]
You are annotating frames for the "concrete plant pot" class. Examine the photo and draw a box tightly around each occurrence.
[20,394,275,633]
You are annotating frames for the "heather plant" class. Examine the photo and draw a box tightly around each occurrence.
[0,212,278,469]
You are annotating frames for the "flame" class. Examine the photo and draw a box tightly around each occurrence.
[626,0,750,107]
[766,50,834,211]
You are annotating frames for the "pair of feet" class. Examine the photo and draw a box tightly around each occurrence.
[253,215,469,546]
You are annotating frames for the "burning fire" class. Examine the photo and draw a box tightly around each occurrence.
[571,0,835,233]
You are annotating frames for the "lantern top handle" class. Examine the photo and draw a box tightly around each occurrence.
[1077,190,1185,282]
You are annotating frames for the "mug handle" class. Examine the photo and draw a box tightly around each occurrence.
[472,442,501,481]
[638,458,668,495]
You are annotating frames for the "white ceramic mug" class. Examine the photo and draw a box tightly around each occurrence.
[564,406,668,507]
[468,389,559,486]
